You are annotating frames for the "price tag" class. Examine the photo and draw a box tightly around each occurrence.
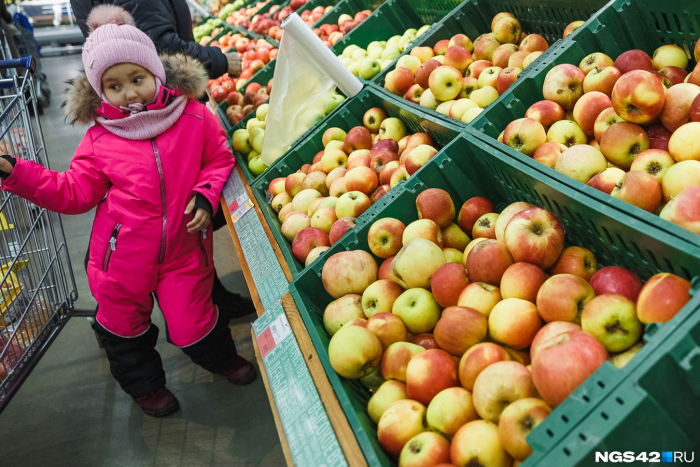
[257,313,292,358]
[230,196,253,222]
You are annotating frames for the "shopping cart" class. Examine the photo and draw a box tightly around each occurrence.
[0,54,79,413]
[10,18,51,113]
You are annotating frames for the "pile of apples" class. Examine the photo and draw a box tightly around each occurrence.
[319,191,692,465]
[193,18,223,43]
[299,5,334,27]
[224,80,271,126]
[338,25,432,80]
[222,0,273,30]
[311,10,372,47]
[232,104,270,175]
[234,92,346,175]
[500,41,700,236]
[209,34,278,84]
[267,109,442,266]
[382,12,550,124]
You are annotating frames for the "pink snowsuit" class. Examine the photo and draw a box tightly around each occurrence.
[1,56,234,348]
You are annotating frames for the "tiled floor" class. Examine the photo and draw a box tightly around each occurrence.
[0,55,284,467]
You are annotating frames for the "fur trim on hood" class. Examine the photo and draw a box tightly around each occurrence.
[63,53,208,125]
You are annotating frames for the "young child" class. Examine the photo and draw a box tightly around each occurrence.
[0,5,255,417]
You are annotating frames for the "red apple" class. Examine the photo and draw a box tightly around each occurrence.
[587,167,626,194]
[431,263,470,308]
[611,170,662,213]
[551,246,597,281]
[614,49,653,75]
[406,349,459,405]
[472,361,536,422]
[530,321,582,362]
[381,341,426,381]
[500,262,547,302]
[458,342,510,391]
[489,298,542,349]
[457,197,494,233]
[434,306,488,356]
[328,217,355,245]
[472,213,499,239]
[542,64,585,110]
[466,239,515,286]
[399,432,452,466]
[416,189,456,228]
[525,100,566,127]
[368,217,406,259]
[611,70,666,125]
[536,274,595,323]
[531,329,608,406]
[636,272,691,324]
[588,266,642,302]
[503,207,565,269]
[411,333,439,350]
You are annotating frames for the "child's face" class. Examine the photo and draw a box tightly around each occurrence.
[102,63,156,108]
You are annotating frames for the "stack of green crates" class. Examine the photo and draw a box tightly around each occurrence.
[250,86,462,276]
[289,131,700,465]
[371,0,608,128]
[467,0,700,251]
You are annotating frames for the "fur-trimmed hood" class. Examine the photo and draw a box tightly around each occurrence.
[63,53,208,125]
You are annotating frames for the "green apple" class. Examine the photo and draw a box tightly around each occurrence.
[232,129,252,153]
[359,58,382,80]
[250,130,264,154]
[328,324,383,379]
[298,108,326,129]
[387,35,402,46]
[379,117,407,142]
[396,55,422,75]
[361,367,386,392]
[368,380,408,423]
[348,61,360,76]
[368,46,384,59]
[368,41,383,50]
[248,154,268,175]
[380,59,394,70]
[581,294,643,353]
[326,94,344,115]
[419,89,439,110]
[417,25,431,36]
[247,118,265,131]
[343,44,360,58]
[255,103,268,121]
[382,45,402,61]
[392,287,441,334]
[392,237,446,289]
[339,56,354,67]
[404,28,418,36]
[352,48,368,61]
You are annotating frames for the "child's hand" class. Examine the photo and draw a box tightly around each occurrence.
[185,197,211,233]
[0,157,13,175]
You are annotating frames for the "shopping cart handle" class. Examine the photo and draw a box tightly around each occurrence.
[0,57,35,73]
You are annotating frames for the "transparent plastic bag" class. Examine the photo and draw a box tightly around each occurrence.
[260,13,362,166]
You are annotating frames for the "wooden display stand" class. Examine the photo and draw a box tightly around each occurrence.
[220,164,368,467]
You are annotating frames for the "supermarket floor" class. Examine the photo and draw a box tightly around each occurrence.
[0,55,285,467]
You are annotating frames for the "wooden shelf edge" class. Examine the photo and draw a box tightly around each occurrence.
[280,292,369,467]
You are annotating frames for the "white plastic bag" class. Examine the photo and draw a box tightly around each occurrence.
[260,13,362,165]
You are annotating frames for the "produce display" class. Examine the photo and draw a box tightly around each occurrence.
[193,18,224,43]
[499,42,700,236]
[319,190,692,464]
[220,0,311,36]
[300,5,334,27]
[233,91,345,175]
[266,108,444,266]
[222,79,272,126]
[338,25,432,80]
[382,12,553,123]
[311,10,373,47]
[209,33,278,84]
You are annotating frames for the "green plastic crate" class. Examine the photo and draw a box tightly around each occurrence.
[330,0,460,83]
[566,0,699,69]
[468,18,700,250]
[250,86,462,277]
[289,132,700,466]
[371,0,607,128]
[523,279,700,466]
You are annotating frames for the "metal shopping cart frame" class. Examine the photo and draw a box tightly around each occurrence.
[0,53,80,413]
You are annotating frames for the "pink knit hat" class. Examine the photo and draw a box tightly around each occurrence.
[82,5,166,100]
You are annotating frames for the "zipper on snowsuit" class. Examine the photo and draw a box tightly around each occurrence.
[198,228,209,266]
[151,139,167,265]
[102,223,122,272]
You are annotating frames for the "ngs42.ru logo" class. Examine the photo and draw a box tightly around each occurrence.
[596,452,695,463]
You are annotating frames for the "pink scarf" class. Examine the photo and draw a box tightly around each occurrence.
[95,85,187,140]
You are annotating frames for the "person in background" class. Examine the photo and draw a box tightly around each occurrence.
[71,0,253,320]
[0,5,256,417]
[71,0,241,80]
